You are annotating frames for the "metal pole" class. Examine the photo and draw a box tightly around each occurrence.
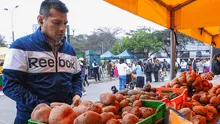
[101,40,103,54]
[169,9,176,80]
[210,46,213,72]
[11,6,19,42]
[12,31,15,42]
[170,30,176,80]
[4,5,19,42]
[66,25,70,42]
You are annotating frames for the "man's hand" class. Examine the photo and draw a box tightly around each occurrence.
[71,94,81,107]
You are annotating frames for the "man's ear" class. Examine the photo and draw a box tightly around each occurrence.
[37,15,44,25]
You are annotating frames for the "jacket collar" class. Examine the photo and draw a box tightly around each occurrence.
[33,27,66,46]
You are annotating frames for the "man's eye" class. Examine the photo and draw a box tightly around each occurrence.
[53,22,61,25]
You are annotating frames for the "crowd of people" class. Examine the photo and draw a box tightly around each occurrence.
[85,53,220,92]
[82,57,168,91]
[178,58,211,74]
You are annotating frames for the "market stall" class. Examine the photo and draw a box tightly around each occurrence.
[117,50,137,59]
[104,0,220,80]
[28,70,220,124]
[101,51,118,60]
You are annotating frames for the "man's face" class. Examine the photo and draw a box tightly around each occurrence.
[41,8,68,42]
[217,56,220,62]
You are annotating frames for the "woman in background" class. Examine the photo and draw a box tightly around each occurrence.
[114,60,119,77]
[133,60,145,88]
[212,53,220,77]
[117,59,130,90]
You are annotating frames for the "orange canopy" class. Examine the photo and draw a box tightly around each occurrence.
[104,0,220,48]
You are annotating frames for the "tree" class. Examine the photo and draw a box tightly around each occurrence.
[70,27,121,56]
[70,34,88,56]
[88,27,122,54]
[153,29,201,57]
[111,27,164,58]
[0,34,7,47]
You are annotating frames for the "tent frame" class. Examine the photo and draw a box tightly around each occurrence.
[155,0,214,79]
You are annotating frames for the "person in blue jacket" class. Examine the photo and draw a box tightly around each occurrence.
[2,0,82,123]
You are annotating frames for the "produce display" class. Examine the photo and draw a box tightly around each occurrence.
[29,71,219,124]
[180,84,220,123]
[30,91,164,124]
[162,71,218,124]
[161,71,214,93]
[117,83,181,101]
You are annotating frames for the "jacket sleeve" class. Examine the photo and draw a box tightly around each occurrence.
[214,61,220,73]
[72,59,82,97]
[72,71,82,97]
[2,48,49,110]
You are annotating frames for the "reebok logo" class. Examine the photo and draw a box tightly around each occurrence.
[28,57,75,69]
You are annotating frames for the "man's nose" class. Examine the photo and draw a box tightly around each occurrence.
[60,24,66,31]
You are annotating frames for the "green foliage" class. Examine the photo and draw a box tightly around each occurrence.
[153,29,201,57]
[111,27,164,58]
[0,34,7,47]
[70,27,121,56]
[111,40,122,55]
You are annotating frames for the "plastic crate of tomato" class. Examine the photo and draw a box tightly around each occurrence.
[156,88,188,110]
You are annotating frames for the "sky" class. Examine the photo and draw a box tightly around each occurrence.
[0,0,165,42]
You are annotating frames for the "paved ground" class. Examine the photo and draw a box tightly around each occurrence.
[0,77,166,124]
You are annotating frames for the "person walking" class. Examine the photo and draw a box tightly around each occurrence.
[180,60,187,72]
[107,60,113,80]
[144,59,153,82]
[197,59,205,74]
[192,59,198,73]
[79,58,87,96]
[117,59,130,90]
[187,59,192,71]
[84,64,89,86]
[162,59,169,76]
[212,53,220,76]
[114,60,119,77]
[204,58,210,73]
[2,1,82,123]
[133,60,145,88]
[92,59,101,82]
[153,59,161,82]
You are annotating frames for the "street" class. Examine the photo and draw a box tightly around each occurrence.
[0,78,165,124]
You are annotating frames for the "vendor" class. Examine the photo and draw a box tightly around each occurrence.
[212,53,220,76]
[2,1,82,124]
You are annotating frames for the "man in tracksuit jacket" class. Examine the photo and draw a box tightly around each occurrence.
[2,1,82,123]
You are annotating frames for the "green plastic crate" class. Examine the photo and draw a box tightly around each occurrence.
[28,119,44,124]
[137,100,166,124]
[0,75,2,86]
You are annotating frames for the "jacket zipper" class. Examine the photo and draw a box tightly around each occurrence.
[54,53,58,72]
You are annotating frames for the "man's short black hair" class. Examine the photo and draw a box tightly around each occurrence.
[119,59,124,64]
[39,0,69,18]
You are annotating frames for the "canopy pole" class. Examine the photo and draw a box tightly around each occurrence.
[210,46,214,72]
[170,29,176,80]
[169,9,176,80]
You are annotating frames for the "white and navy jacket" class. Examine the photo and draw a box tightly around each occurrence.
[2,27,82,120]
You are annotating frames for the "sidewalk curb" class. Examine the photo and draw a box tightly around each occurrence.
[88,78,118,84]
